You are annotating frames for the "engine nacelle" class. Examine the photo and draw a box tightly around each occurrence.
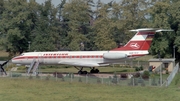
[103,53,127,59]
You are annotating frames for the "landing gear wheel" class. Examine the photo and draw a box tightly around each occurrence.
[78,70,88,74]
[78,70,83,74]
[95,69,99,73]
[90,69,95,73]
[82,71,88,74]
[90,68,99,73]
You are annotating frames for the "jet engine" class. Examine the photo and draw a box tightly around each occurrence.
[103,53,127,59]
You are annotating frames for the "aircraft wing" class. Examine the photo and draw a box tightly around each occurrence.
[58,61,109,67]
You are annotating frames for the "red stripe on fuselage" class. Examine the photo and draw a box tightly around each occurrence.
[12,54,144,60]
[12,55,104,60]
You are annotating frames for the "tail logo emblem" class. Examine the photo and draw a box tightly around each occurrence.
[130,43,140,49]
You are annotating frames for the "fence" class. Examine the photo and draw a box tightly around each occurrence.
[165,63,179,86]
[1,71,167,87]
[112,60,149,69]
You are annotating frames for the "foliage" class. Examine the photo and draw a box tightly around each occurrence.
[134,66,143,71]
[120,73,128,79]
[0,0,179,60]
[142,71,150,79]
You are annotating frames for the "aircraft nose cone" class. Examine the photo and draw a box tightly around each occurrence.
[11,57,18,64]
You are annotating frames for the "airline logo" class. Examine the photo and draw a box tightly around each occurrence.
[129,43,140,49]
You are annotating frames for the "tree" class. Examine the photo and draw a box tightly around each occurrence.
[30,0,60,51]
[0,0,34,56]
[168,0,180,59]
[92,3,117,50]
[147,0,176,58]
[62,0,91,50]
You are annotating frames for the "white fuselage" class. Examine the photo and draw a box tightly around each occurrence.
[12,50,148,67]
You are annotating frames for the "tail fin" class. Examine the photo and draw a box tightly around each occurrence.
[111,28,173,51]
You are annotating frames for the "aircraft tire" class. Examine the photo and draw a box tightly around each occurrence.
[82,71,88,74]
[90,69,95,73]
[95,69,99,73]
[78,70,83,74]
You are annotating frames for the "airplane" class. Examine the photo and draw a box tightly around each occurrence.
[11,28,173,74]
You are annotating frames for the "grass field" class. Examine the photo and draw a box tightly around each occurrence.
[0,54,179,100]
[0,73,180,101]
[15,66,136,74]
[1,51,180,101]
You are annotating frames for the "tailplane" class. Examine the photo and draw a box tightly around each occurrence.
[111,28,173,51]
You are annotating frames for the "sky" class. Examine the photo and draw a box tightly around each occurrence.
[36,0,117,7]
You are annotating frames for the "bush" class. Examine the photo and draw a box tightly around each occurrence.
[142,71,150,79]
[121,73,128,79]
[134,66,144,71]
[139,65,143,70]
[134,66,140,71]
[134,72,140,78]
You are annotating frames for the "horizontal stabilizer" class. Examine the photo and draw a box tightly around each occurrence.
[130,28,174,32]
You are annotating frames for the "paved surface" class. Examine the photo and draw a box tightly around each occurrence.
[11,67,18,71]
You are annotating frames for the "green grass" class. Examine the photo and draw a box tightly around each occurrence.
[2,52,179,100]
[15,66,136,74]
[0,76,180,101]
[135,55,154,61]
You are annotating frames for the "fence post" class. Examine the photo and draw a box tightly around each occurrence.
[86,74,88,83]
[133,77,134,86]
[101,77,103,84]
[56,72,57,81]
[71,73,72,83]
[10,71,12,78]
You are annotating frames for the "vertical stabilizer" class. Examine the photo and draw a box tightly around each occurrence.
[111,28,173,51]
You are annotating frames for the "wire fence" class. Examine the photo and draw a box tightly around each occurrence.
[0,71,168,87]
[165,63,179,86]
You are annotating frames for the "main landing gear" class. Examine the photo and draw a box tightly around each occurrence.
[74,67,88,74]
[90,67,99,73]
[74,67,100,74]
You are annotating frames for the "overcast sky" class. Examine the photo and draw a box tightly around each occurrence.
[36,0,116,7]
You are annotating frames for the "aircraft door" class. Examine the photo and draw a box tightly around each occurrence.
[38,53,44,64]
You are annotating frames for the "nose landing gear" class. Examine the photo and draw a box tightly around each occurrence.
[74,66,99,74]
